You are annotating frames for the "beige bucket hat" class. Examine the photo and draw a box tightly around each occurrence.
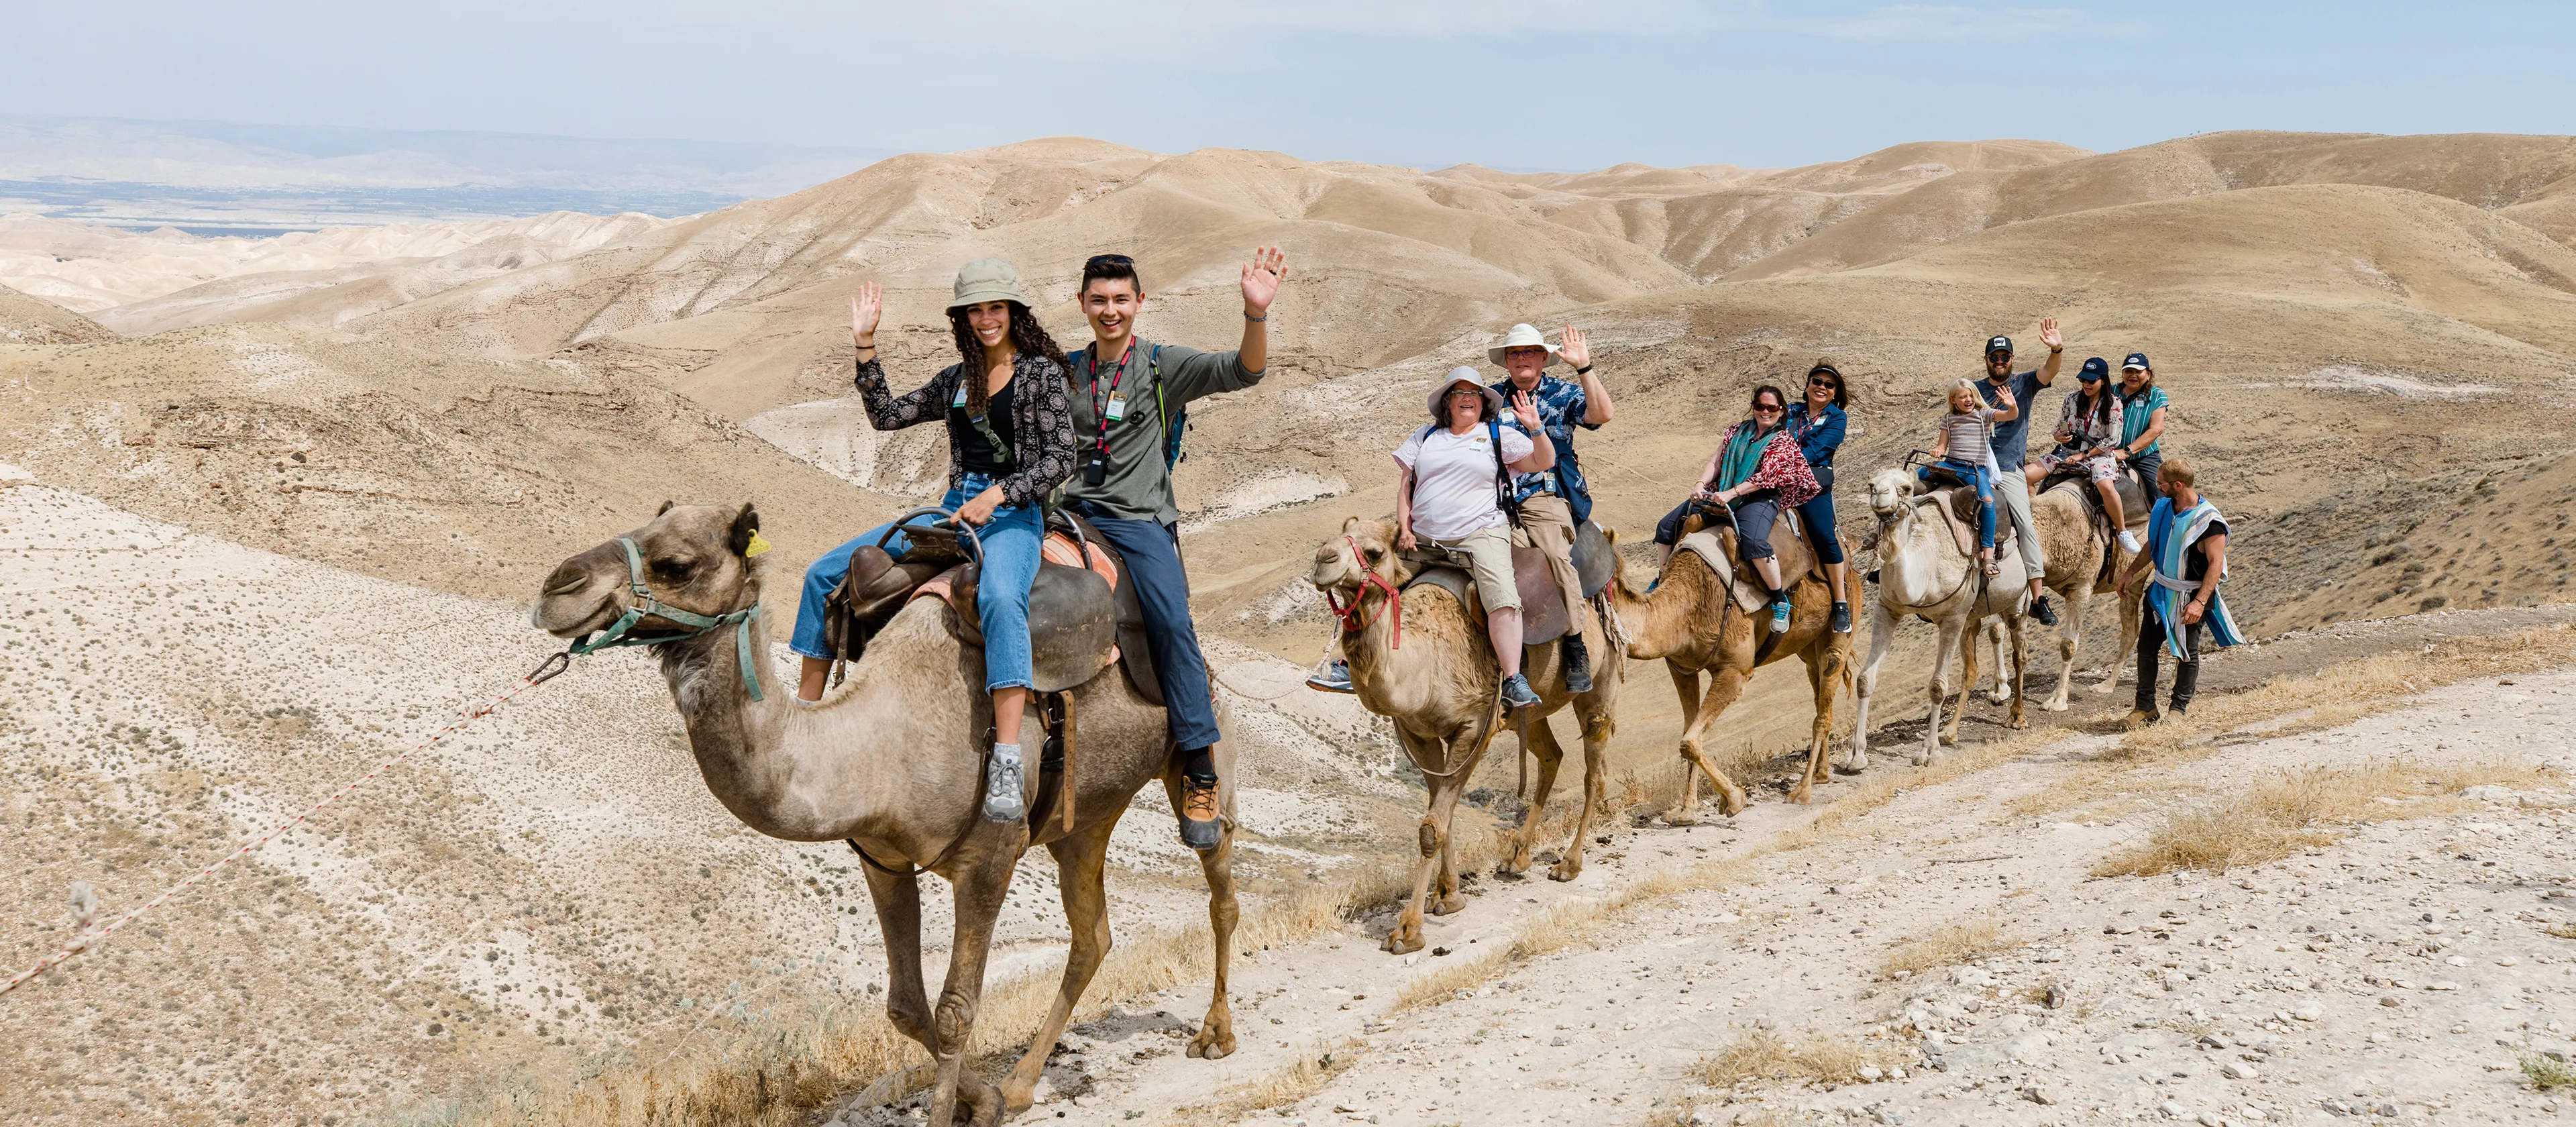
[1426,366,1506,420]
[947,258,1027,310]
[1486,323,1560,368]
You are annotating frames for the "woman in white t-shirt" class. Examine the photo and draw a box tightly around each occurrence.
[1394,367,1558,708]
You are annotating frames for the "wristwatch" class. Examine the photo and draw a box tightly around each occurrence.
[1574,364,1594,376]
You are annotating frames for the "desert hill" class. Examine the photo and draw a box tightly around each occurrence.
[0,282,113,344]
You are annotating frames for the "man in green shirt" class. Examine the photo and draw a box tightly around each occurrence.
[1063,248,1285,851]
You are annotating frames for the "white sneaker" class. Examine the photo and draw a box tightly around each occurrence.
[983,743,1026,822]
[2118,530,2143,553]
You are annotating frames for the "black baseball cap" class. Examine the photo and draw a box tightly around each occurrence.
[1984,336,2013,357]
[2077,356,2110,382]
[2121,352,2151,371]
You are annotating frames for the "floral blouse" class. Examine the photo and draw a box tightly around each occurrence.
[855,354,1076,510]
[1717,421,1823,508]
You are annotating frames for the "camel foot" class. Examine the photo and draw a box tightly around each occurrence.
[1911,747,1935,767]
[1717,792,1747,818]
[2008,710,2029,729]
[1188,1024,1236,1060]
[1429,894,1466,916]
[998,1076,1036,1115]
[947,1076,1004,1127]
[1382,918,1425,955]
[1548,859,1583,883]
[2041,698,2070,712]
[1788,782,1815,805]
[1662,809,1700,827]
[1986,690,2011,706]
[1497,851,1534,877]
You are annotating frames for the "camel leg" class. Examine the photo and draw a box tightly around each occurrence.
[1676,667,1754,818]
[924,847,1017,1127]
[2098,580,2143,694]
[1982,618,2012,705]
[1000,816,1122,1111]
[1958,619,1986,715]
[2045,586,2086,712]
[1664,663,1707,824]
[1843,602,1897,774]
[1921,614,1964,764]
[1550,706,1613,882]
[1385,728,1462,955]
[1178,786,1240,1060]
[1789,638,1845,804]
[1502,712,1566,875]
[2005,613,2031,729]
[859,864,936,1059]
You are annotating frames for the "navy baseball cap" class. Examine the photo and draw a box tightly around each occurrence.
[2121,352,2151,371]
[1984,335,2013,356]
[2078,356,2110,382]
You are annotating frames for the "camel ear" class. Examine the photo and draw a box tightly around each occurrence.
[1340,515,1360,533]
[656,500,676,517]
[728,503,761,556]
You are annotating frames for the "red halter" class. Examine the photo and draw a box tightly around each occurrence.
[1324,533,1404,650]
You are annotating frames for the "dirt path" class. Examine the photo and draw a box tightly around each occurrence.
[823,610,2576,1126]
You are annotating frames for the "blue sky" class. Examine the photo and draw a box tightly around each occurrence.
[7,1,2571,171]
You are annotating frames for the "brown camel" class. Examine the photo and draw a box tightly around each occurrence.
[1968,478,2147,711]
[1606,521,1853,820]
[533,503,1236,1127]
[1309,517,1620,955]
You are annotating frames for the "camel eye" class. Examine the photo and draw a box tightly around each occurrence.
[651,558,697,582]
[1363,547,1384,561]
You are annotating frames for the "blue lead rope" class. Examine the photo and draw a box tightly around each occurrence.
[568,537,766,701]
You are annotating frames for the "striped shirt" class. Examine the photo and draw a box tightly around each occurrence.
[1938,407,2005,466]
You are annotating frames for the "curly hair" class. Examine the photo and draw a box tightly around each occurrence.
[948,301,1069,417]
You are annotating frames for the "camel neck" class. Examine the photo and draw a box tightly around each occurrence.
[1337,577,1434,716]
[652,582,914,843]
[1609,561,1707,661]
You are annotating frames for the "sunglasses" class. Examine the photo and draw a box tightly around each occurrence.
[1807,374,1839,388]
[1752,402,1784,413]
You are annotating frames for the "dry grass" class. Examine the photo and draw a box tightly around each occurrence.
[1880,919,2019,979]
[1169,1038,1360,1126]
[1690,1028,1893,1088]
[2522,1049,2576,1092]
[2094,757,2557,877]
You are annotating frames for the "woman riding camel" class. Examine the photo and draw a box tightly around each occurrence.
[2026,356,2143,553]
[1395,368,1558,709]
[787,260,1076,823]
[1786,358,1854,634]
[2112,352,2169,494]
[1654,384,1821,633]
[1917,377,2017,577]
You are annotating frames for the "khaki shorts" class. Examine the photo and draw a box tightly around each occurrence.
[1425,524,1519,613]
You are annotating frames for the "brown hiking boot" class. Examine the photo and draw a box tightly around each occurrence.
[2123,708,2159,731]
[1179,777,1222,852]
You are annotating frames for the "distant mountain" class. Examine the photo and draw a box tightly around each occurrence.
[0,115,894,231]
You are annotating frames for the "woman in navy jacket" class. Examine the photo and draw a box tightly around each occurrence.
[1786,358,1854,633]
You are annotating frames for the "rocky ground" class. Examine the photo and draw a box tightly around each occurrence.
[820,618,2576,1127]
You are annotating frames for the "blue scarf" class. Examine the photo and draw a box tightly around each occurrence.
[1716,421,1774,492]
[2145,496,2244,658]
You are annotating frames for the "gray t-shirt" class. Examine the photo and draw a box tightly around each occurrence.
[1063,336,1265,525]
[1974,370,2047,470]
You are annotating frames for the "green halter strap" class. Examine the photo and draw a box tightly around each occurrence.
[568,537,765,701]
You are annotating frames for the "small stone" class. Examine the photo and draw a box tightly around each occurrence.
[2159,1100,2187,1119]
[2427,981,2461,991]
[2198,1114,2224,1127]
[2021,1087,2055,1106]
[2379,996,2401,1008]
[2292,1003,2323,1022]
[2222,1061,2258,1079]
[1858,1065,1884,1081]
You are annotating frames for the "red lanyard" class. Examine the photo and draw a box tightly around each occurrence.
[1085,343,1133,456]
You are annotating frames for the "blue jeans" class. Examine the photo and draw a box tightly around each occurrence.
[1919,459,1995,549]
[790,474,1043,694]
[1796,465,1845,566]
[1065,500,1221,752]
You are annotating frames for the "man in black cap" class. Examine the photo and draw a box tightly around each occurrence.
[1975,320,2063,625]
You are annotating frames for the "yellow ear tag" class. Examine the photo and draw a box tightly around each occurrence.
[743,530,773,558]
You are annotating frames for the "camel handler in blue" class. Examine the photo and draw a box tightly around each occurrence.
[1062,248,1287,852]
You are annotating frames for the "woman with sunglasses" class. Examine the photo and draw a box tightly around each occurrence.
[1786,358,1854,633]
[1653,384,1820,633]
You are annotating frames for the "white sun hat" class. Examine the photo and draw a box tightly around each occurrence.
[1486,323,1560,368]
[1426,366,1506,420]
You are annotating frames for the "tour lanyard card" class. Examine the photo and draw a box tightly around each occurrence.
[1105,391,1127,422]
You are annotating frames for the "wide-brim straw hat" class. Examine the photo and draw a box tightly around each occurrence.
[1427,366,1506,419]
[947,258,1027,311]
[1485,323,1560,368]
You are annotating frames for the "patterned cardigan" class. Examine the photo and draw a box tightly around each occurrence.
[854,354,1076,510]
[1720,421,1823,508]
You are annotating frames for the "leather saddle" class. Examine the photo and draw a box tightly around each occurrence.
[1672,504,1829,614]
[1907,469,2019,559]
[2038,464,2152,542]
[821,511,1157,700]
[1398,521,1615,645]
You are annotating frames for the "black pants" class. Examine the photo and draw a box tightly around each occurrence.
[2135,605,2203,714]
[1654,490,1782,559]
[2129,450,2162,496]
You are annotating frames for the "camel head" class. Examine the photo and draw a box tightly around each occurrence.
[1867,467,1920,525]
[1309,517,1411,598]
[533,502,765,641]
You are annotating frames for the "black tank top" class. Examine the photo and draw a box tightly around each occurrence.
[949,375,1015,476]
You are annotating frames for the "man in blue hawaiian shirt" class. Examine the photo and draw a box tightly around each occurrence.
[1489,322,1614,691]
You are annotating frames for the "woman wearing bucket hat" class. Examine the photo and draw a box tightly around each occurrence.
[786,259,1076,824]
[1394,367,1558,708]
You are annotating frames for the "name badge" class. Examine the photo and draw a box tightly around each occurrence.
[1105,392,1127,422]
[952,383,970,408]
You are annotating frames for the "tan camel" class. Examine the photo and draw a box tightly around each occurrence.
[1604,520,1853,820]
[1848,468,2031,769]
[1968,479,2147,710]
[1308,517,1619,955]
[533,503,1236,1127]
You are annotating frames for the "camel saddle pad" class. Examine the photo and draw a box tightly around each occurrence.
[2039,469,2151,541]
[1401,527,1597,643]
[1917,484,2018,559]
[1676,508,1825,616]
[914,531,1120,693]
